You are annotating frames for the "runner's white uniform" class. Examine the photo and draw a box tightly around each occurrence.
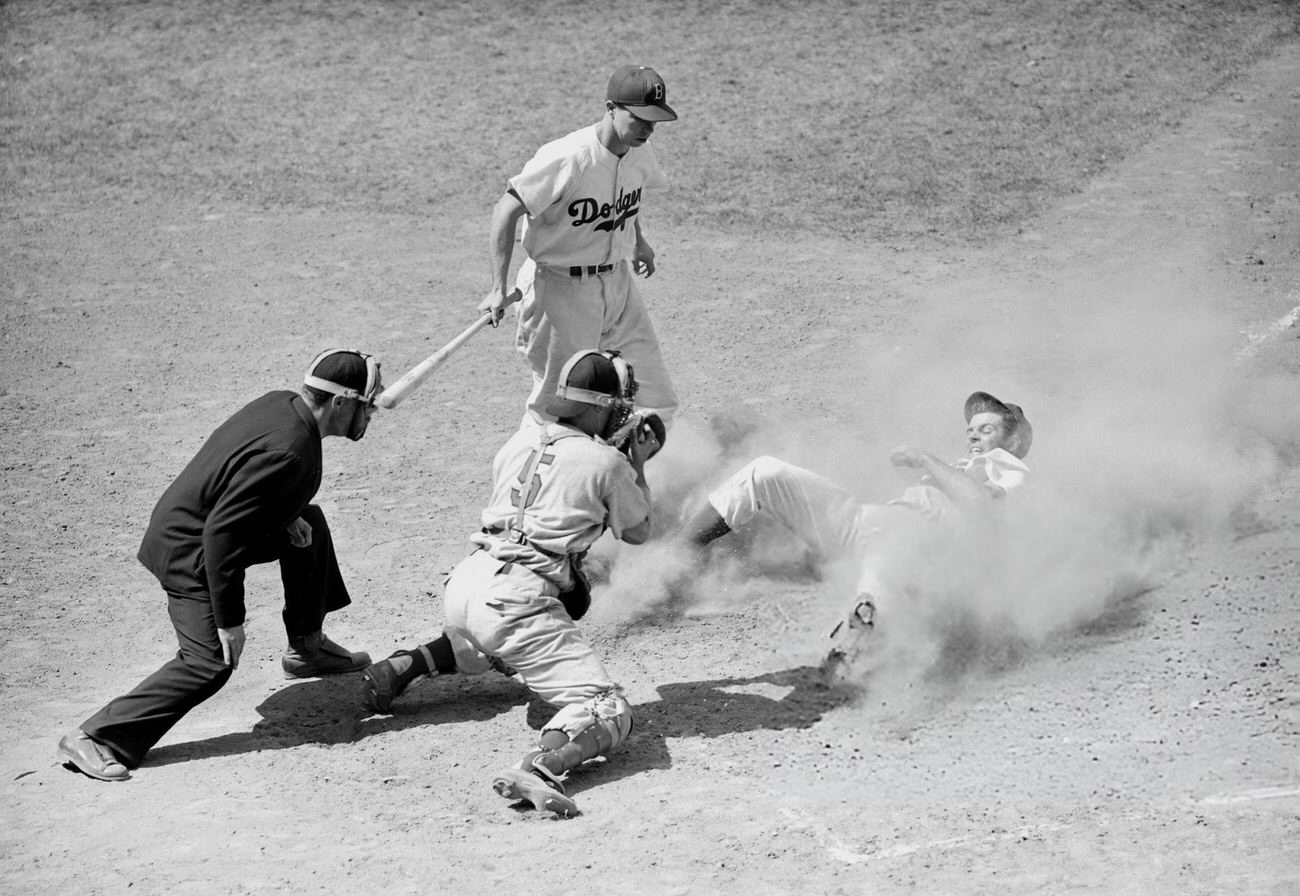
[442,419,650,724]
[508,124,677,422]
[707,448,1030,598]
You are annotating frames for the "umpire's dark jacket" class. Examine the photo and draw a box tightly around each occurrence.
[137,390,322,629]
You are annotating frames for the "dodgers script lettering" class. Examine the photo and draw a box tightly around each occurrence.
[568,186,642,230]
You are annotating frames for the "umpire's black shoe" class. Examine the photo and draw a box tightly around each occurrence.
[58,730,130,781]
[282,631,370,679]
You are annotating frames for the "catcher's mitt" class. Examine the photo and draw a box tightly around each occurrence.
[558,555,592,620]
[636,412,666,459]
[609,410,666,461]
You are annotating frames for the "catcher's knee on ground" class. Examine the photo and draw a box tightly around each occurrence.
[529,689,633,778]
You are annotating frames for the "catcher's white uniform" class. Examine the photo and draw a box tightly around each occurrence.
[442,419,650,726]
[507,124,677,422]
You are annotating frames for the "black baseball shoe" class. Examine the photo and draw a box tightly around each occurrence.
[282,631,370,679]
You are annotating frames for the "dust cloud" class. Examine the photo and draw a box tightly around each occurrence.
[592,256,1300,688]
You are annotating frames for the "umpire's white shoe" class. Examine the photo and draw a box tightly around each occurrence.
[492,768,579,818]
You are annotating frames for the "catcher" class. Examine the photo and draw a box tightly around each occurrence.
[361,349,663,817]
[682,391,1032,675]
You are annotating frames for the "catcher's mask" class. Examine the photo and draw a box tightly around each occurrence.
[554,349,638,438]
[304,349,382,407]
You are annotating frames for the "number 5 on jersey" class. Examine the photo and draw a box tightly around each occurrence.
[511,447,556,511]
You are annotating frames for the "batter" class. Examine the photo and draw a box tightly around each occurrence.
[478,64,679,424]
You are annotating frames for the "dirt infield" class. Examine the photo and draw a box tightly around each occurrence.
[3,5,1300,896]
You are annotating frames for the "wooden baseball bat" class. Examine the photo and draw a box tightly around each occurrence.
[375,312,494,409]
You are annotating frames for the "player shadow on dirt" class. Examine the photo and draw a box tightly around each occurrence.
[143,671,530,769]
[142,665,846,776]
[141,585,1145,773]
[524,664,855,797]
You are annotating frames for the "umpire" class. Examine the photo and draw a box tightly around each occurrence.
[57,349,383,781]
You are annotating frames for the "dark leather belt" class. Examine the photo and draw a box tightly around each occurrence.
[569,264,614,277]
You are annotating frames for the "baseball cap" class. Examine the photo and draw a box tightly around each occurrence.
[965,391,1032,458]
[304,349,382,406]
[606,65,677,122]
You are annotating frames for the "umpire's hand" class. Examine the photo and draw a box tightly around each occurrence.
[219,624,246,670]
[286,516,313,548]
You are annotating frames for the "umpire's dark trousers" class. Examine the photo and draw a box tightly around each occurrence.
[81,505,351,769]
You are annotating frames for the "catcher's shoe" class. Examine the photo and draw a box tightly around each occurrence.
[360,655,411,713]
[492,768,579,818]
[282,631,371,679]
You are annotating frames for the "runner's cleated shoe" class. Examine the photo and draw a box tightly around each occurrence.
[820,596,876,686]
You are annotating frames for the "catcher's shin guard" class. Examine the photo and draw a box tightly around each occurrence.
[532,689,633,778]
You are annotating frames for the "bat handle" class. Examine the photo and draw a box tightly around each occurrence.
[488,289,523,326]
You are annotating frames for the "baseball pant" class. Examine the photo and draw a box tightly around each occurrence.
[707,456,928,597]
[80,504,352,768]
[709,456,921,555]
[515,259,678,423]
[441,548,619,710]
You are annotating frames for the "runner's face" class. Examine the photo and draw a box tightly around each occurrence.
[967,411,1011,455]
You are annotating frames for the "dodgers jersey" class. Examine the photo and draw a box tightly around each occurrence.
[508,124,668,267]
[893,447,1029,519]
[470,421,651,586]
